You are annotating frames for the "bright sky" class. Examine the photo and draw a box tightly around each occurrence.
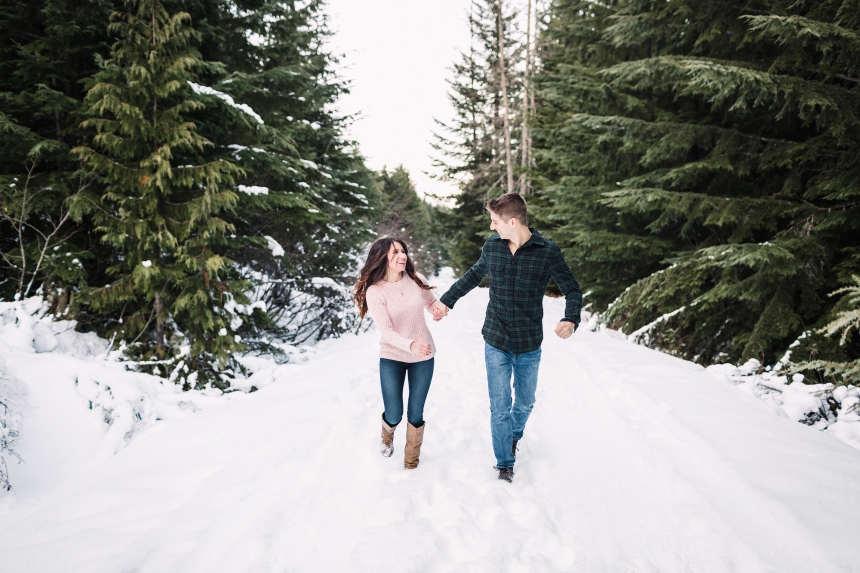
[325,0,473,201]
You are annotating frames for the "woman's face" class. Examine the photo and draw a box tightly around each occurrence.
[386,242,407,275]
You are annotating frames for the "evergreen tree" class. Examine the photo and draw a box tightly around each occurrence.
[0,0,114,309]
[1,0,377,373]
[792,276,860,386]
[533,0,860,370]
[184,0,377,345]
[72,0,251,387]
[433,0,525,274]
[373,166,444,276]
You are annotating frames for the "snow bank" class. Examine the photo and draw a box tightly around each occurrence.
[73,368,231,455]
[1,297,109,358]
[593,307,860,451]
[0,297,246,494]
[706,359,860,450]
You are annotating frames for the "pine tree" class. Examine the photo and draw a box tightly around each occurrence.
[373,166,444,276]
[533,0,860,370]
[792,276,860,386]
[72,0,250,387]
[0,0,114,308]
[2,0,377,369]
[184,0,377,345]
[433,0,525,274]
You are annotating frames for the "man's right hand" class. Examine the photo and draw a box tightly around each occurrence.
[410,341,432,355]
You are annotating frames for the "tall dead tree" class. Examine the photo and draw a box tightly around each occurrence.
[519,0,534,195]
[496,0,514,194]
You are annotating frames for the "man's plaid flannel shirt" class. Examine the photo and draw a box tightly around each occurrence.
[439,229,583,354]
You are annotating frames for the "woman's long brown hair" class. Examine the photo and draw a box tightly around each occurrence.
[353,237,434,318]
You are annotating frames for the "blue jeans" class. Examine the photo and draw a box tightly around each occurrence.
[485,343,542,468]
[379,358,434,427]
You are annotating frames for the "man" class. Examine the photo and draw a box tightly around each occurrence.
[433,192,582,483]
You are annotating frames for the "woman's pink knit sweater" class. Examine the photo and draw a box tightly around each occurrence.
[365,272,437,363]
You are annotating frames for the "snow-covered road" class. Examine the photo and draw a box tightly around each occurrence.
[2,286,859,572]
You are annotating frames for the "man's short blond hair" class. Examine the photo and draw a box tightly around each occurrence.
[487,192,528,227]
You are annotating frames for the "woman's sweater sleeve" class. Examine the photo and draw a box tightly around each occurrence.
[366,287,415,352]
[416,273,438,311]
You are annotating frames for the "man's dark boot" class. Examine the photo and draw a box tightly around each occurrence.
[496,466,514,483]
[512,439,518,458]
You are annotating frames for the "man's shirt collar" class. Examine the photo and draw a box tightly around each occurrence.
[489,228,547,248]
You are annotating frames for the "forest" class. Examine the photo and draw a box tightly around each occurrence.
[435,0,860,386]
[2,0,858,389]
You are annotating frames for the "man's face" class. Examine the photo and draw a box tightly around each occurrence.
[489,210,516,240]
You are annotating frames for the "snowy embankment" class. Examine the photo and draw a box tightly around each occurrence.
[1,278,860,572]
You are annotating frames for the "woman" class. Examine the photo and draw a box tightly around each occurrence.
[353,237,439,469]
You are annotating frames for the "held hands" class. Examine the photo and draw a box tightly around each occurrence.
[555,321,576,340]
[432,301,449,321]
[410,341,432,356]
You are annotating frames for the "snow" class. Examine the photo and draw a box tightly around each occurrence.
[706,359,860,450]
[0,299,233,503]
[628,305,685,343]
[238,184,269,195]
[265,235,285,257]
[1,277,859,572]
[310,277,336,287]
[0,356,25,490]
[188,82,264,124]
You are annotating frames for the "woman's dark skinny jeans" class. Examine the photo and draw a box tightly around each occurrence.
[379,357,434,427]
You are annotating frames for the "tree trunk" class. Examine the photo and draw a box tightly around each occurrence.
[496,0,514,195]
[155,292,165,354]
[520,0,533,195]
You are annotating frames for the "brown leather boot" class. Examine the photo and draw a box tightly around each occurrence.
[404,422,425,469]
[381,414,396,458]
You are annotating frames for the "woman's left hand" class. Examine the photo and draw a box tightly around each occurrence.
[410,341,432,355]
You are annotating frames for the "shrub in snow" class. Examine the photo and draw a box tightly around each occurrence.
[789,276,860,387]
[707,359,860,450]
[259,274,369,346]
[0,357,24,492]
[3,296,251,455]
[74,371,229,454]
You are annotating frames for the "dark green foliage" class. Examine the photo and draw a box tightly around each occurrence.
[172,0,377,347]
[71,0,252,387]
[791,276,860,386]
[0,0,114,306]
[186,0,375,278]
[373,166,444,276]
[0,0,374,386]
[533,0,860,369]
[433,0,525,274]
